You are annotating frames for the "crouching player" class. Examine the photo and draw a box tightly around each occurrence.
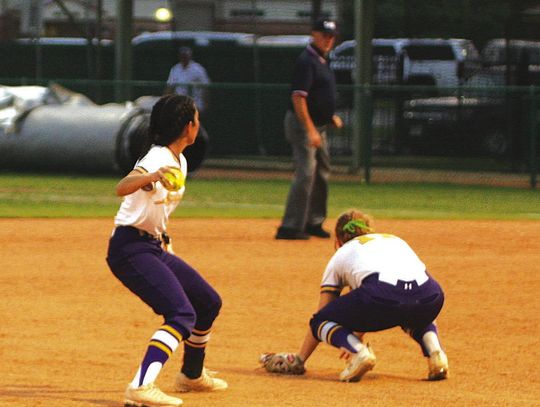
[260,209,449,382]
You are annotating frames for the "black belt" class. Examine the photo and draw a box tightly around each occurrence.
[364,273,424,290]
[117,226,161,241]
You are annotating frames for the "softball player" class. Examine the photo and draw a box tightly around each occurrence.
[106,95,227,407]
[261,209,449,382]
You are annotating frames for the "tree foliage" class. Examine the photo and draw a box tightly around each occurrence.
[340,0,540,49]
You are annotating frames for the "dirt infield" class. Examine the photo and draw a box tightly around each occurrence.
[1,218,539,406]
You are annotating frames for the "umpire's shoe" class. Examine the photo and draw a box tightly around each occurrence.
[275,226,310,240]
[305,224,331,238]
[339,344,376,382]
[428,350,449,381]
[124,382,183,406]
[175,368,228,392]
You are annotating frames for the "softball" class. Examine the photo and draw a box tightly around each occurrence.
[163,167,185,191]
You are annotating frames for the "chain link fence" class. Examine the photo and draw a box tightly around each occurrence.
[1,77,537,188]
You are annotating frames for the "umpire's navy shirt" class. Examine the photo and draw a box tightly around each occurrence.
[289,43,337,127]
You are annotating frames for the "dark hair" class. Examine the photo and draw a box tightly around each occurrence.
[139,94,196,158]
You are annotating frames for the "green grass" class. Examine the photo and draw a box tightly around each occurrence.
[0,172,538,219]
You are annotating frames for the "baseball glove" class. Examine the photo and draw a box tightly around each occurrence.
[259,352,306,375]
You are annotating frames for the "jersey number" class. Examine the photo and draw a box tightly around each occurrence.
[356,233,395,245]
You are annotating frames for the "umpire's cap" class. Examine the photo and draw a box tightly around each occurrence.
[311,18,337,35]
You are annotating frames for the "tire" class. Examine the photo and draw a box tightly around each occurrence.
[481,128,509,157]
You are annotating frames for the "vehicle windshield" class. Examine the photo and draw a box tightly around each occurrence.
[404,45,454,60]
[373,45,396,56]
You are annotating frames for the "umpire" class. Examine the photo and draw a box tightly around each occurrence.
[276,18,343,240]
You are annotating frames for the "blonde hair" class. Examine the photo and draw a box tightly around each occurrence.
[335,209,374,244]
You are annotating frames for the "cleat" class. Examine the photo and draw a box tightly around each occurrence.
[175,368,228,392]
[124,382,183,407]
[339,344,376,382]
[428,350,449,381]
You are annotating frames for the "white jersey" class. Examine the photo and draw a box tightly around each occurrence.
[321,233,428,292]
[114,146,187,237]
[166,61,210,112]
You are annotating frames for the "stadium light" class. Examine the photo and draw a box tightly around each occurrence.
[155,7,172,22]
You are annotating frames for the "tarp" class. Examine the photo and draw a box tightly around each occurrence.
[0,85,207,174]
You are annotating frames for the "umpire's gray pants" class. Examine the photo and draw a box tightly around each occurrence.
[280,110,331,231]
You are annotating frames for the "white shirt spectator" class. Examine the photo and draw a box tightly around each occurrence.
[166,61,210,112]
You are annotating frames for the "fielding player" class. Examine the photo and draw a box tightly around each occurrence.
[107,95,227,407]
[261,209,449,382]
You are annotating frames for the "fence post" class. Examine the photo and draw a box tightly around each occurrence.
[352,0,374,182]
[362,87,373,183]
[351,0,363,174]
[529,86,537,188]
[114,0,133,102]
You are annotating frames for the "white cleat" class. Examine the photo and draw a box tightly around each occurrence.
[124,382,183,407]
[175,368,228,392]
[428,350,449,381]
[339,345,376,382]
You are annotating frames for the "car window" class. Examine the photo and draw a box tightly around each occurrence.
[528,46,540,64]
[373,45,396,56]
[332,43,397,58]
[404,45,455,60]
[334,44,354,57]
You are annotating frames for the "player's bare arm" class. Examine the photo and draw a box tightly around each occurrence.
[260,291,338,375]
[115,167,174,196]
[298,291,339,362]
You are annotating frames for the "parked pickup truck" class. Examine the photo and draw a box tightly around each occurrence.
[401,95,513,157]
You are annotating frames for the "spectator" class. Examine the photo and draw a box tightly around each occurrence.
[165,46,210,114]
[275,18,343,240]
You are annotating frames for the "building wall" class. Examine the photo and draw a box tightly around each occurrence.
[1,0,340,39]
[219,0,338,21]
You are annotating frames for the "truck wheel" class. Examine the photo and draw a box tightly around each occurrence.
[481,129,508,157]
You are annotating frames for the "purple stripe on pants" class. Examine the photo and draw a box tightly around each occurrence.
[106,226,222,339]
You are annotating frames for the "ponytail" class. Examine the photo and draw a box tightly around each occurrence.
[139,94,196,159]
[335,210,374,244]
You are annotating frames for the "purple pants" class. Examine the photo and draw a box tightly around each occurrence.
[311,273,444,335]
[106,226,222,339]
